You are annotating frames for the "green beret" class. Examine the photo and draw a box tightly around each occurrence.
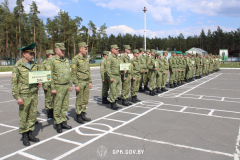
[103,51,109,55]
[123,45,131,49]
[46,50,54,55]
[111,44,119,49]
[182,53,187,56]
[78,42,88,48]
[55,43,66,50]
[19,42,36,54]
[146,49,150,52]
[132,49,139,53]
[171,51,176,54]
[139,48,145,52]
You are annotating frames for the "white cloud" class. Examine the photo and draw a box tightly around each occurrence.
[5,0,60,18]
[196,21,203,25]
[72,0,79,2]
[106,24,235,38]
[116,13,121,16]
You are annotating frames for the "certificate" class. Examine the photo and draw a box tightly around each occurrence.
[120,63,131,71]
[29,71,51,84]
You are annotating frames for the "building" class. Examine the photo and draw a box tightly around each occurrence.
[186,47,208,56]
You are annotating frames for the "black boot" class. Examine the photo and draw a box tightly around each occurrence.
[76,113,85,124]
[122,99,130,106]
[157,88,162,93]
[144,86,150,91]
[111,101,120,110]
[135,96,141,102]
[195,76,199,79]
[117,97,122,100]
[178,81,181,85]
[162,87,168,92]
[139,87,144,92]
[149,90,155,96]
[56,124,62,133]
[47,109,53,118]
[199,75,202,78]
[192,78,195,81]
[132,96,136,103]
[166,83,170,88]
[81,112,91,122]
[102,97,110,104]
[153,89,158,95]
[174,83,178,87]
[22,132,30,146]
[61,121,72,129]
[170,84,174,88]
[28,131,40,142]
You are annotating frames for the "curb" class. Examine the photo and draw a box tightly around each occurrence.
[220,68,240,69]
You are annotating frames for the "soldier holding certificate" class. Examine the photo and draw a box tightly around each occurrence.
[11,42,42,146]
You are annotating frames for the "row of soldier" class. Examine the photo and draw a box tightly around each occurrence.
[100,45,222,110]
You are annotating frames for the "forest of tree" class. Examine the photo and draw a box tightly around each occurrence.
[0,0,240,61]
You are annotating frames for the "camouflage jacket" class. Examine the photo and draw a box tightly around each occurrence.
[168,56,177,70]
[161,57,169,72]
[139,55,147,72]
[11,58,40,100]
[42,58,52,89]
[120,54,131,77]
[100,58,108,80]
[147,56,156,71]
[156,58,164,75]
[131,57,141,78]
[106,54,121,79]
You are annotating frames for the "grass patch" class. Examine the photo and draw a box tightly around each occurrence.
[0,66,13,72]
[220,62,240,68]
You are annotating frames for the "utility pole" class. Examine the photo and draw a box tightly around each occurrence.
[143,7,147,51]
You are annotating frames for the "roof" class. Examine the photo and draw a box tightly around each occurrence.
[195,48,207,53]
[187,47,208,53]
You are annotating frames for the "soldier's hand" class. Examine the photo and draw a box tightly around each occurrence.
[164,72,166,74]
[122,70,126,73]
[189,67,191,70]
[145,70,148,73]
[102,80,105,83]
[17,99,24,105]
[44,88,48,91]
[69,87,73,92]
[133,78,136,81]
[51,90,57,94]
[130,77,132,79]
[89,83,92,89]
[139,77,141,80]
[37,83,42,88]
[75,86,80,92]
[124,77,126,81]
[154,68,157,71]
[110,78,114,82]
[141,71,143,73]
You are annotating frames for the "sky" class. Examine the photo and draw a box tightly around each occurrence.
[3,0,240,38]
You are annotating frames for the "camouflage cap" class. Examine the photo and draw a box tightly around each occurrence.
[132,49,139,53]
[123,45,131,49]
[103,51,109,55]
[55,43,66,50]
[139,48,145,52]
[146,49,150,52]
[46,50,54,55]
[163,51,168,54]
[151,49,156,53]
[111,44,119,49]
[78,42,88,48]
[156,53,161,56]
[19,42,36,54]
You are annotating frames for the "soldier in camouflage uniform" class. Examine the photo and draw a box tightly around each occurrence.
[195,53,202,79]
[168,51,177,88]
[120,45,132,106]
[202,54,207,76]
[106,45,122,110]
[100,51,110,104]
[50,43,73,133]
[11,43,41,146]
[206,54,210,75]
[161,51,169,92]
[174,52,180,86]
[182,53,187,84]
[144,49,151,91]
[155,53,163,93]
[185,53,192,82]
[147,49,158,96]
[42,50,55,118]
[131,49,142,103]
[138,48,146,92]
[72,42,92,124]
[191,54,196,81]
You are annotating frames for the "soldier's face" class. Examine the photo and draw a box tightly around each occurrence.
[23,52,34,61]
[111,48,119,55]
[55,48,65,57]
[80,47,88,55]
[146,52,150,55]
[134,53,139,57]
[151,52,155,56]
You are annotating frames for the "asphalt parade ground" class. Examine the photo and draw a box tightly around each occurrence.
[0,68,240,160]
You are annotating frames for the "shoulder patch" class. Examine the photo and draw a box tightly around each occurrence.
[107,61,110,64]
[47,65,51,70]
[131,64,133,67]
[72,64,75,69]
[55,61,61,63]
[12,73,16,78]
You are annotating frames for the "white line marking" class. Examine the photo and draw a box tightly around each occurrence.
[234,126,240,160]
[81,126,107,133]
[175,73,222,97]
[111,132,233,157]
[208,110,215,116]
[0,100,15,104]
[184,93,240,100]
[75,128,101,136]
[179,107,188,112]
[52,103,164,160]
[221,97,225,101]
[119,111,140,115]
[54,137,82,146]
[0,123,19,129]
[0,128,18,136]
[103,118,126,123]
[18,152,46,160]
[199,96,203,99]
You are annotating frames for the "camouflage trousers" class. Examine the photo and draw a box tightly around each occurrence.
[131,76,140,97]
[202,66,206,75]
[169,69,175,84]
[53,84,69,124]
[210,64,213,72]
[76,80,90,114]
[19,91,38,133]
[156,72,162,88]
[109,75,121,103]
[174,70,179,83]
[102,76,110,98]
[161,71,168,88]
[44,85,53,111]
[196,66,202,76]
[148,71,156,90]
[144,72,149,86]
[121,75,131,100]
[186,68,191,79]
